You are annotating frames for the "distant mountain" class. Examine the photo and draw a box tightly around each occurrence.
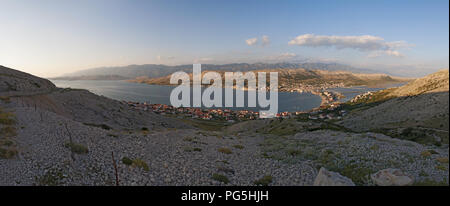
[129,68,408,89]
[63,63,380,79]
[50,75,128,81]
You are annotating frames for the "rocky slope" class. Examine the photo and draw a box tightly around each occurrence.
[0,65,56,96]
[130,68,408,88]
[339,69,449,145]
[63,63,379,79]
[1,65,448,186]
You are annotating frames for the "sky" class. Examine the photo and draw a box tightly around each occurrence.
[0,0,448,77]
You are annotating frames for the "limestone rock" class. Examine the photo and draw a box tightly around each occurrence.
[313,167,355,186]
[371,168,414,186]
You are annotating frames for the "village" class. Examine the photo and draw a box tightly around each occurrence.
[125,91,350,123]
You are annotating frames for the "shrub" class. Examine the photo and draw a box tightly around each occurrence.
[420,150,432,158]
[0,139,14,147]
[370,144,380,150]
[122,157,133,165]
[0,126,17,137]
[413,179,449,186]
[64,142,89,154]
[287,149,302,156]
[232,145,244,149]
[36,168,65,186]
[0,147,18,159]
[436,157,449,164]
[254,175,273,186]
[218,148,232,154]
[211,173,229,184]
[132,158,149,171]
[435,165,448,171]
[0,96,11,103]
[0,113,16,125]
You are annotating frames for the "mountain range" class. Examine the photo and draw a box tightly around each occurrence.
[60,63,382,79]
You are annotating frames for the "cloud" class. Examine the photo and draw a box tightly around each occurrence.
[288,34,412,58]
[279,52,297,58]
[266,52,298,61]
[194,57,214,63]
[261,35,270,46]
[368,50,404,58]
[156,55,175,61]
[245,38,258,46]
[246,35,270,47]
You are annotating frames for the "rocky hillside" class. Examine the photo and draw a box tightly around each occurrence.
[63,63,378,79]
[0,66,188,131]
[339,69,449,146]
[1,65,447,186]
[0,65,56,96]
[130,68,408,88]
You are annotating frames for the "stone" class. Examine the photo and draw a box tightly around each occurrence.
[313,167,355,186]
[371,168,414,186]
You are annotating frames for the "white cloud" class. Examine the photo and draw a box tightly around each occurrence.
[261,35,270,46]
[368,50,404,58]
[194,57,214,63]
[288,34,412,58]
[246,35,270,47]
[246,38,258,46]
[266,52,298,61]
[156,55,175,61]
[279,52,297,58]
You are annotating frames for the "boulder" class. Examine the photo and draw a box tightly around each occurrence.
[313,167,355,186]
[371,168,414,186]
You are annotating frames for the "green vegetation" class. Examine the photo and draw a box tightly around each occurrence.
[35,168,65,186]
[329,164,375,186]
[369,144,380,151]
[121,157,150,171]
[436,157,449,164]
[211,173,229,184]
[82,123,112,130]
[254,175,273,186]
[0,96,11,103]
[0,147,17,159]
[0,112,16,125]
[121,157,133,165]
[370,127,446,146]
[218,147,232,154]
[183,146,202,152]
[64,142,89,154]
[0,138,14,147]
[131,158,149,171]
[435,164,448,171]
[181,119,228,131]
[420,150,432,158]
[413,178,448,186]
[0,126,17,137]
[232,144,244,149]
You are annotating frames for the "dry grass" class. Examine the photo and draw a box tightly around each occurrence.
[218,147,232,154]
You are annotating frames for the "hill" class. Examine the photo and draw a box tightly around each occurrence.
[62,63,379,79]
[339,69,449,145]
[0,65,447,186]
[129,68,408,89]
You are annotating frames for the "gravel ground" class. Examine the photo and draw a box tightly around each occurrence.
[1,106,317,186]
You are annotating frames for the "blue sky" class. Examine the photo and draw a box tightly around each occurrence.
[0,0,448,77]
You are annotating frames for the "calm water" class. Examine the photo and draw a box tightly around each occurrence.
[51,80,322,112]
[328,82,407,102]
